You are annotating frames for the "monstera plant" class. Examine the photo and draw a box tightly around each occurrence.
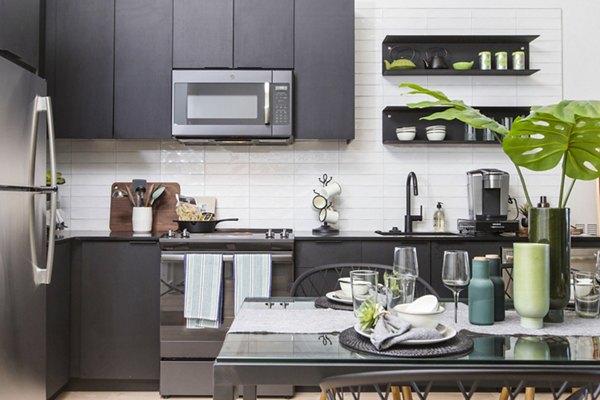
[400,83,600,208]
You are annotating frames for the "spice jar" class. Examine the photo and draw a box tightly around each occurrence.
[478,51,491,70]
[495,51,507,70]
[512,51,525,70]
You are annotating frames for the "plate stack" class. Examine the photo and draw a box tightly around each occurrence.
[426,125,446,141]
[396,126,416,141]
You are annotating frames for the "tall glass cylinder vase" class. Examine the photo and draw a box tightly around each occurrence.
[528,207,570,323]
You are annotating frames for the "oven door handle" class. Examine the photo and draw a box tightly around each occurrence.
[160,253,293,262]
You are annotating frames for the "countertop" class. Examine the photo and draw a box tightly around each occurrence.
[55,230,600,244]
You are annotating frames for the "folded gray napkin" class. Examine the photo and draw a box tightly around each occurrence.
[370,313,444,350]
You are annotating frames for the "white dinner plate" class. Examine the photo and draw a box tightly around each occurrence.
[353,323,457,345]
[325,290,353,304]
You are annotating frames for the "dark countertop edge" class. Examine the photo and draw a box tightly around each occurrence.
[54,230,600,244]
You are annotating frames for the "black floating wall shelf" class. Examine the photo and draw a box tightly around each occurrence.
[382,35,539,76]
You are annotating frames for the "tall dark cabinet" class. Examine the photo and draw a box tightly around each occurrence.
[114,0,173,139]
[294,0,355,140]
[0,0,40,71]
[46,0,114,139]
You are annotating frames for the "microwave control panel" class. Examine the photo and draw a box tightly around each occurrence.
[272,84,290,125]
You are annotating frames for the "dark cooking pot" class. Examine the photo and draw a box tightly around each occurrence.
[174,218,239,233]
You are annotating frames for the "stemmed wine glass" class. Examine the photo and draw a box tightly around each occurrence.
[441,250,470,323]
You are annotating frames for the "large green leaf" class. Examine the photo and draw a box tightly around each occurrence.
[503,112,600,180]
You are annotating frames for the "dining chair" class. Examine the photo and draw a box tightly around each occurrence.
[291,263,438,400]
[290,262,439,298]
[320,368,600,400]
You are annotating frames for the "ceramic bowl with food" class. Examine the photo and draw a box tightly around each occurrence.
[392,303,445,329]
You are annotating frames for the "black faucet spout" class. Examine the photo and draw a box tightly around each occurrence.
[404,171,422,233]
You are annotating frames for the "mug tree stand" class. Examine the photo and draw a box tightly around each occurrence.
[312,222,339,234]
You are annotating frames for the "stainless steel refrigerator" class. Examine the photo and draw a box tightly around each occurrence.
[0,56,58,399]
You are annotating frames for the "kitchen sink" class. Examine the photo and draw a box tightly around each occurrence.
[374,230,462,237]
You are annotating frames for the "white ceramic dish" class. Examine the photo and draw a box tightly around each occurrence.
[427,132,446,141]
[407,295,439,313]
[393,303,446,329]
[426,125,445,130]
[325,290,353,304]
[338,277,370,297]
[396,131,416,141]
[353,323,456,345]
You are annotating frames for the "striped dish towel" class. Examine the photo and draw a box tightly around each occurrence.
[184,254,223,329]
[233,254,272,314]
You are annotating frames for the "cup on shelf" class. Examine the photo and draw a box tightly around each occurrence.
[464,124,477,141]
[132,206,152,233]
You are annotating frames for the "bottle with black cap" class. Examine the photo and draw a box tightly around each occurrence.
[433,202,446,232]
[537,196,550,208]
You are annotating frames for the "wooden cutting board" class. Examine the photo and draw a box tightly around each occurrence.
[109,182,180,232]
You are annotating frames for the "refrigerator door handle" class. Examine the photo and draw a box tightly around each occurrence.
[29,96,57,285]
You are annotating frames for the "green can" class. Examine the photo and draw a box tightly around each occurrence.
[478,51,491,70]
[495,51,507,70]
[512,51,525,70]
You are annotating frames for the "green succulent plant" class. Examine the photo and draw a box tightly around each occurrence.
[400,83,600,208]
[46,171,65,186]
[356,298,386,331]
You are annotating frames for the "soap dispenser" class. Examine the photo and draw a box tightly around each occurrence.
[433,202,446,232]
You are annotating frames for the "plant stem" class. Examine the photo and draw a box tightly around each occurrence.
[558,157,567,208]
[515,166,533,208]
[562,178,577,208]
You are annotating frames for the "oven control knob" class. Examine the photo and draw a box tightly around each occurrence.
[167,229,175,238]
[182,228,190,238]
[280,229,289,239]
[265,229,275,239]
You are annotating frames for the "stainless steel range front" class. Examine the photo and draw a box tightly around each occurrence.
[159,228,294,397]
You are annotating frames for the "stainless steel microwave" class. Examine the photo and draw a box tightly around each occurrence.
[172,70,293,144]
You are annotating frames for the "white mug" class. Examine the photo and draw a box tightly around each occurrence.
[312,193,328,210]
[319,207,339,224]
[320,181,342,199]
[132,207,153,233]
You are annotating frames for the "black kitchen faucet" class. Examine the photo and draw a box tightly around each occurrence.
[404,171,423,233]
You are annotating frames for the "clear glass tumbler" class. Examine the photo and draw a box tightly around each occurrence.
[573,271,600,318]
[350,270,378,317]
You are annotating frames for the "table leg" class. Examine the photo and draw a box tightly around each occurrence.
[525,387,535,400]
[214,385,237,400]
[243,385,257,400]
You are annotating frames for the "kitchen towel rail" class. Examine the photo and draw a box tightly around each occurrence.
[161,253,292,263]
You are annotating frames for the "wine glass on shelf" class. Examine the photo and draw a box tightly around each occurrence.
[441,250,470,323]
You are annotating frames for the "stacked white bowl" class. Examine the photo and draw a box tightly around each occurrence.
[426,125,446,141]
[396,126,416,141]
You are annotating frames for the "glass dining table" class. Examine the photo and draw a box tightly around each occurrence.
[213,298,600,400]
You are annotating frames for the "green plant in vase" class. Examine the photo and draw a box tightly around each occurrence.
[400,83,600,322]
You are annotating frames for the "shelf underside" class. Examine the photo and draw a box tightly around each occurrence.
[383,69,539,76]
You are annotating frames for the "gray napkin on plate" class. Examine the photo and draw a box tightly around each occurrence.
[370,313,444,350]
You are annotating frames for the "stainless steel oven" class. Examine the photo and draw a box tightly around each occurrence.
[159,229,294,397]
[172,70,293,144]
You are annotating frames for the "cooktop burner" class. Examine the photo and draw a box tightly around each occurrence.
[160,228,293,240]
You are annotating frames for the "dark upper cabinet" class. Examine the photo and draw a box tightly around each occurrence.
[114,0,173,139]
[47,0,114,139]
[173,0,293,69]
[294,0,354,140]
[78,241,160,379]
[173,0,233,68]
[233,0,294,69]
[0,0,40,71]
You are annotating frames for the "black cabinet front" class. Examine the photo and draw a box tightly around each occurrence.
[0,0,40,71]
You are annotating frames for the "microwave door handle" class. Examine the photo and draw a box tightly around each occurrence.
[28,96,58,285]
[264,82,270,125]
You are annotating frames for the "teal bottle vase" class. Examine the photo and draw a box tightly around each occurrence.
[486,255,505,321]
[513,242,550,329]
[468,257,494,325]
[528,207,571,323]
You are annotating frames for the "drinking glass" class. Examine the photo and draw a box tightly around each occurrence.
[350,270,378,317]
[573,271,600,318]
[441,250,471,323]
[393,247,418,304]
[595,251,600,284]
[385,273,414,310]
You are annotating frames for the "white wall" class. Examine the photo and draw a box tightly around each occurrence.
[55,1,600,233]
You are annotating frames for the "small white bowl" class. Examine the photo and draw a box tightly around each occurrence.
[426,125,445,130]
[427,132,446,141]
[392,303,445,329]
[396,131,416,141]
[338,277,370,298]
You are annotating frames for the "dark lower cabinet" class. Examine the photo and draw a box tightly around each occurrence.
[47,240,71,399]
[77,240,160,380]
[295,240,362,279]
[430,241,504,298]
[294,0,354,140]
[114,0,172,139]
[46,0,114,139]
[0,0,40,71]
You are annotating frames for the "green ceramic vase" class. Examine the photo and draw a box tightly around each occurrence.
[528,207,571,323]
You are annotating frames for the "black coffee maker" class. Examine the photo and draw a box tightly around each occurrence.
[458,169,518,234]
